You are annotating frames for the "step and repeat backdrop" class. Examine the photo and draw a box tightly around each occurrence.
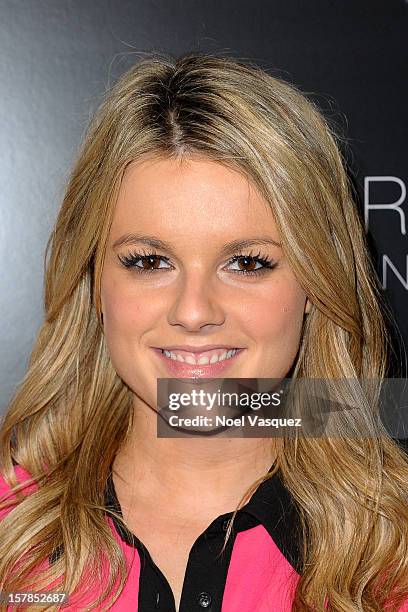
[0,0,407,412]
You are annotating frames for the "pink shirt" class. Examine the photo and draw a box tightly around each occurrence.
[0,463,405,611]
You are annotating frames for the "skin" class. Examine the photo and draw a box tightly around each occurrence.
[100,155,311,523]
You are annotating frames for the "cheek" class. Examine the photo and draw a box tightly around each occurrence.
[100,276,155,392]
[239,281,306,352]
[101,276,153,333]
[100,279,150,381]
[245,286,306,378]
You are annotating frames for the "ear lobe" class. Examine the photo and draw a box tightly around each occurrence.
[304,298,312,314]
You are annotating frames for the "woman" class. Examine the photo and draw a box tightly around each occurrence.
[1,52,408,611]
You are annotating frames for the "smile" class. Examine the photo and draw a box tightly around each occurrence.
[151,346,245,377]
[160,347,240,365]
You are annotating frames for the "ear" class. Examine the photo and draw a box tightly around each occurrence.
[304,297,312,314]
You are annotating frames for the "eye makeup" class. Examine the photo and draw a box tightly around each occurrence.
[117,248,278,277]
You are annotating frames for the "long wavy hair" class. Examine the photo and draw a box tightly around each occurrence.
[1,52,408,611]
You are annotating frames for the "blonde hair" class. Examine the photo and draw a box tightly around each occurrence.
[1,52,408,611]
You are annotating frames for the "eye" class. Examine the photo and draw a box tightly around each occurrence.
[118,250,172,273]
[225,251,277,276]
[117,249,277,276]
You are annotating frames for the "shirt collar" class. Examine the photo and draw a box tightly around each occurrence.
[239,464,303,572]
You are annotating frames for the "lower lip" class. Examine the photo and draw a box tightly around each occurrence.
[151,348,245,377]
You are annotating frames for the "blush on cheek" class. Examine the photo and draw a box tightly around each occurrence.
[282,304,305,337]
[102,278,142,326]
[101,314,141,392]
[121,300,144,328]
[262,301,305,353]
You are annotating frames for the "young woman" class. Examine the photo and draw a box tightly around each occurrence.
[1,52,408,611]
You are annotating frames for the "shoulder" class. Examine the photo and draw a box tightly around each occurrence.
[0,462,38,520]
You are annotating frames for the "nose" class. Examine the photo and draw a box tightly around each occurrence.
[166,270,226,332]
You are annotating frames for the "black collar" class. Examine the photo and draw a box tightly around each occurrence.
[104,464,303,574]
[240,466,303,572]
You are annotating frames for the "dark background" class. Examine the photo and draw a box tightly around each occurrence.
[1,0,407,413]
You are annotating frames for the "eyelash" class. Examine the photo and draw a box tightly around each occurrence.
[118,249,277,276]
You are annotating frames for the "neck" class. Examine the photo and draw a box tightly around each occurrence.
[112,395,277,516]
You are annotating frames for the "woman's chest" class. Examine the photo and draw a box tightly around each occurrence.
[124,512,209,611]
[143,535,191,611]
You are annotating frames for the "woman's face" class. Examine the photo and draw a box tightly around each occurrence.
[101,156,311,408]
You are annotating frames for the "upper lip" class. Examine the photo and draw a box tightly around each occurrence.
[154,345,242,353]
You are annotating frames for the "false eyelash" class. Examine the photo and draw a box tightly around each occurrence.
[118,249,170,271]
[228,250,277,276]
[118,249,277,276]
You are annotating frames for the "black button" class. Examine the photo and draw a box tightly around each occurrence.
[222,519,229,531]
[197,591,212,608]
[155,592,160,608]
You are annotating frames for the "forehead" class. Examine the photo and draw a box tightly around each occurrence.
[110,156,279,241]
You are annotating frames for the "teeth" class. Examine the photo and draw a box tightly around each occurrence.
[161,348,239,365]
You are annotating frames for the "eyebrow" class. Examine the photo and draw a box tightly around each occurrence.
[112,233,282,255]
